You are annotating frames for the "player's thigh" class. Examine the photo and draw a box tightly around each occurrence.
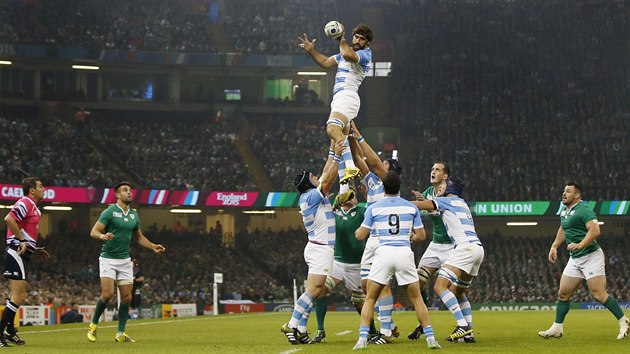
[304,243,334,276]
[394,247,419,286]
[368,247,396,285]
[558,274,582,298]
[360,237,379,279]
[330,91,360,122]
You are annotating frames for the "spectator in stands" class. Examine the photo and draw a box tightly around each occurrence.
[60,303,83,324]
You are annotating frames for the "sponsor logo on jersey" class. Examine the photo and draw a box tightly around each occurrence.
[113,212,122,218]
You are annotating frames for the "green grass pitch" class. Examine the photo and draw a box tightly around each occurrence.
[13,310,630,353]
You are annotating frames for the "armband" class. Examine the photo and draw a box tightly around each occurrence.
[357,137,365,143]
[19,240,27,243]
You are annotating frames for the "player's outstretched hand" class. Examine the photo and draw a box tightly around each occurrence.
[298,33,316,52]
[153,244,166,254]
[412,190,425,201]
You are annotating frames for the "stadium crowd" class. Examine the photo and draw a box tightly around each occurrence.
[385,0,629,201]
[0,115,115,188]
[85,115,255,191]
[1,0,217,53]
[1,0,339,55]
[247,114,329,191]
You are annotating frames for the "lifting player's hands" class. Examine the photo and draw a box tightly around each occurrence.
[298,33,316,52]
[349,121,362,140]
[152,244,166,254]
[548,247,558,264]
[332,139,345,157]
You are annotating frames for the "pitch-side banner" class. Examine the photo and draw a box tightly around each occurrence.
[0,184,627,214]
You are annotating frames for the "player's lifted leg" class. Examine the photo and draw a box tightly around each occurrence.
[327,115,361,185]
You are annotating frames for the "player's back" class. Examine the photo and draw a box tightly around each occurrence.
[433,196,480,245]
[299,187,336,246]
[365,196,422,247]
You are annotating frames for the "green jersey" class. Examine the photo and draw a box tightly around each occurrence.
[334,205,367,264]
[560,200,599,258]
[422,186,451,244]
[98,204,140,259]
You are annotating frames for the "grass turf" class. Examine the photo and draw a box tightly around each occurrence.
[12,310,630,353]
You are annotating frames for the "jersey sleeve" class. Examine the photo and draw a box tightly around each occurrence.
[412,205,424,229]
[579,206,597,224]
[98,207,112,226]
[357,49,371,65]
[334,53,342,63]
[360,205,374,229]
[432,197,447,211]
[8,200,29,222]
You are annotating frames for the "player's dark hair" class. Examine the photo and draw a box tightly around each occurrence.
[383,171,401,195]
[434,161,450,175]
[22,177,41,195]
[386,159,403,176]
[115,182,132,193]
[566,182,583,195]
[352,24,373,42]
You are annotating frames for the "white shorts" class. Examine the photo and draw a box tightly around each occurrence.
[99,256,133,283]
[444,243,484,277]
[304,242,334,276]
[330,90,360,121]
[360,236,379,279]
[418,242,454,270]
[330,261,362,292]
[563,248,606,280]
[369,246,418,286]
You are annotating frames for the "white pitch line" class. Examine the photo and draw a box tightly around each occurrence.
[24,312,278,334]
[336,330,353,336]
[279,348,302,354]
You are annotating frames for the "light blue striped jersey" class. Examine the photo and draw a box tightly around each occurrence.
[333,47,372,95]
[432,196,480,246]
[362,171,384,207]
[361,196,423,247]
[299,186,336,246]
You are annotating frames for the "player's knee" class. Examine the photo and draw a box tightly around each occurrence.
[101,292,115,302]
[454,278,472,289]
[351,292,366,306]
[417,266,432,284]
[326,118,345,134]
[435,268,458,292]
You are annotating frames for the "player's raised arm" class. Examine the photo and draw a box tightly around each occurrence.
[348,132,370,177]
[319,140,345,195]
[350,122,387,179]
[298,33,338,69]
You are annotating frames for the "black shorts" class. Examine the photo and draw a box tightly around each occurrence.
[3,247,31,280]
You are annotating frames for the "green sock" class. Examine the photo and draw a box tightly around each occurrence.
[604,295,625,320]
[315,297,328,331]
[117,303,130,333]
[92,298,109,325]
[555,300,571,324]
